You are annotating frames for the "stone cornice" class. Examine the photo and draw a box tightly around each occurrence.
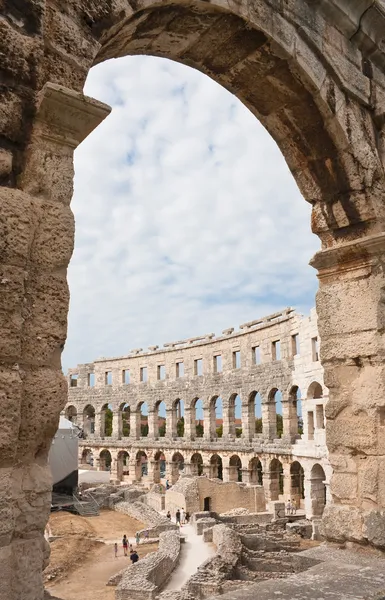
[309,232,385,276]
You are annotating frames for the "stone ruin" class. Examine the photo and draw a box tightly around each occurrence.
[2,1,385,598]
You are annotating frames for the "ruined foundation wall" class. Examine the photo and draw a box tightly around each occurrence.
[197,479,266,514]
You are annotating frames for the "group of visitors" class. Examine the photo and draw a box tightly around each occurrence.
[285,499,297,515]
[114,533,139,562]
[173,508,190,525]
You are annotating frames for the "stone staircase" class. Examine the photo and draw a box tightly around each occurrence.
[72,492,100,516]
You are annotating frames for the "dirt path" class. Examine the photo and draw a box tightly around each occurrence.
[46,510,158,600]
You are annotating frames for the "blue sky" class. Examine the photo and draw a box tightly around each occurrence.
[63,55,319,374]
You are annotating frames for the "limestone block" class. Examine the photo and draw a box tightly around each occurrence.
[17,368,67,460]
[21,272,70,366]
[330,472,358,501]
[327,413,377,454]
[30,200,75,268]
[0,188,36,267]
[363,511,385,549]
[285,520,312,539]
[0,367,23,463]
[320,505,364,543]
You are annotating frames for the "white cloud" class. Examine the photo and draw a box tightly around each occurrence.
[63,55,319,371]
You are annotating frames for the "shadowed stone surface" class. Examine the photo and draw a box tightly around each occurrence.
[2,1,385,598]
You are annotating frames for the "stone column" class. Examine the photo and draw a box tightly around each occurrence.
[262,401,277,440]
[311,234,385,545]
[242,401,252,441]
[222,401,232,438]
[281,398,298,442]
[282,463,291,501]
[241,468,251,484]
[112,410,120,439]
[202,464,211,477]
[204,404,213,441]
[184,406,193,440]
[165,408,174,439]
[184,462,192,476]
[222,466,231,483]
[95,412,104,438]
[110,457,118,481]
[148,410,156,439]
[0,82,110,600]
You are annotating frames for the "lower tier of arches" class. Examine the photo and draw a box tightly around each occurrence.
[79,442,331,521]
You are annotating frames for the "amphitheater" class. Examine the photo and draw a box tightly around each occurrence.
[2,0,385,599]
[65,307,331,521]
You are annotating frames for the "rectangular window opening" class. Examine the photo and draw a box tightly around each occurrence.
[272,340,281,361]
[105,371,112,386]
[232,350,241,369]
[140,366,148,383]
[157,365,166,380]
[214,354,222,374]
[176,362,184,378]
[194,358,203,376]
[253,346,261,365]
[87,373,95,387]
[70,374,78,388]
[312,337,320,362]
[291,334,300,357]
[122,369,130,385]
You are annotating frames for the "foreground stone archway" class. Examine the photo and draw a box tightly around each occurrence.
[2,1,385,598]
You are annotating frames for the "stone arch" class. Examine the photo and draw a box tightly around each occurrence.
[117,450,129,481]
[172,398,185,438]
[80,447,93,466]
[99,449,112,471]
[310,463,327,517]
[229,454,242,482]
[228,393,242,438]
[153,450,166,483]
[191,452,203,476]
[307,382,323,399]
[269,458,284,501]
[135,450,148,481]
[210,454,223,480]
[119,402,130,437]
[249,457,263,485]
[83,404,95,437]
[92,1,365,227]
[290,461,305,507]
[4,0,385,591]
[65,405,77,424]
[192,398,204,439]
[248,391,263,438]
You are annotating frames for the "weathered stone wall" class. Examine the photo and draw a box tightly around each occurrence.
[2,0,385,597]
[113,530,181,600]
[196,478,266,515]
[114,500,177,537]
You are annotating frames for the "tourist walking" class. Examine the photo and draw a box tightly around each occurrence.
[180,508,185,525]
[129,543,134,553]
[114,542,118,558]
[135,531,140,546]
[185,511,190,524]
[166,479,170,490]
[176,509,181,525]
[166,511,171,520]
[286,499,292,515]
[122,534,128,556]
[291,499,297,515]
[130,549,139,564]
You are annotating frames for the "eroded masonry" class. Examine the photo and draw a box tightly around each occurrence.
[3,0,385,598]
[65,308,331,522]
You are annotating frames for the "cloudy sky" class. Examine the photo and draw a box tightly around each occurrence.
[62,55,319,373]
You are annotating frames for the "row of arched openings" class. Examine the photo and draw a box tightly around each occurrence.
[68,382,323,439]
